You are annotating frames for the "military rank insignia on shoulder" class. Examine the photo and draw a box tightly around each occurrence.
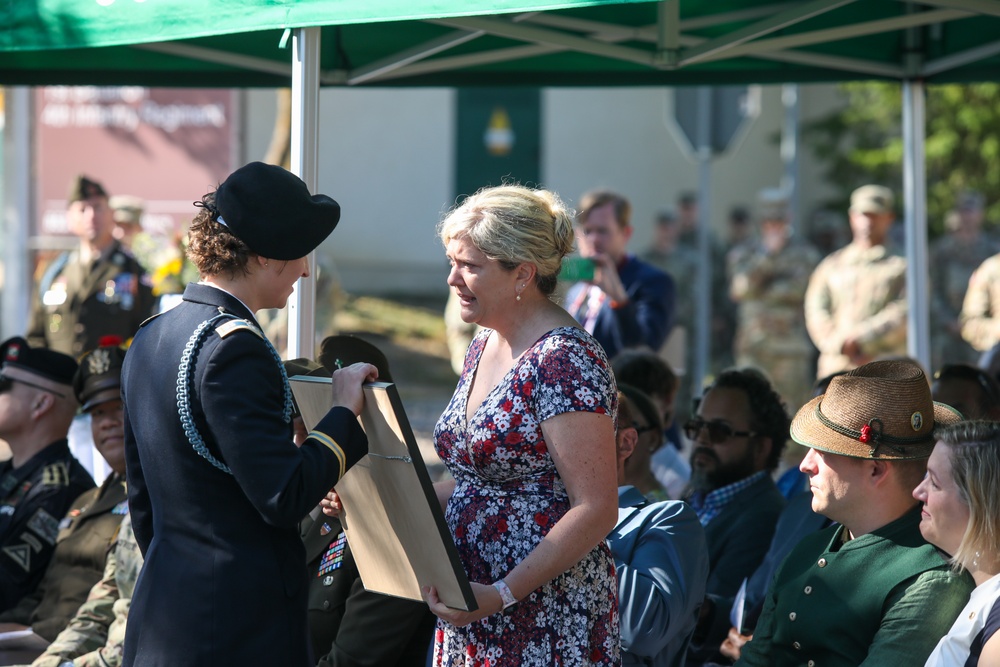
[41,462,71,487]
[139,312,165,329]
[215,319,264,340]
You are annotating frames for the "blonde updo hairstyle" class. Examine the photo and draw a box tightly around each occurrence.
[438,185,576,297]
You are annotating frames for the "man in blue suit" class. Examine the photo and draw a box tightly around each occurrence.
[609,386,709,667]
[566,190,675,360]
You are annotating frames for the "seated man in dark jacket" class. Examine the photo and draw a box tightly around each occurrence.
[684,369,787,665]
[0,343,129,661]
[0,338,93,616]
[737,360,974,666]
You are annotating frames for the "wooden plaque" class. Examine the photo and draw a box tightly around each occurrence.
[289,377,476,611]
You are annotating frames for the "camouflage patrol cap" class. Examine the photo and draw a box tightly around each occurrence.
[850,185,894,215]
[758,187,789,221]
[68,175,108,204]
[73,344,127,412]
[0,337,78,386]
[957,190,985,212]
[110,195,145,225]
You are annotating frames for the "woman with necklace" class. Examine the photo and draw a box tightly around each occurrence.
[425,185,621,666]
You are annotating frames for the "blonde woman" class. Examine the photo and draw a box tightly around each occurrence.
[426,185,620,666]
[915,420,1000,666]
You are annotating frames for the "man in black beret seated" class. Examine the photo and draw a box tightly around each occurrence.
[0,338,94,614]
[0,342,130,660]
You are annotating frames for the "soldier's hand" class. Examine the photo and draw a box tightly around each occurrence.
[331,362,378,416]
[320,489,342,517]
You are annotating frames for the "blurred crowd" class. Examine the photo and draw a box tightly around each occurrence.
[3,171,1000,667]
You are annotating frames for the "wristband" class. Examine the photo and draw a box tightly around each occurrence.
[492,578,517,609]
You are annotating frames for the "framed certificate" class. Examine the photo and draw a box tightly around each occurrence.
[290,377,476,611]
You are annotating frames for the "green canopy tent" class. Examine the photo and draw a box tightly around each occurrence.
[4,0,1000,368]
[4,0,1000,86]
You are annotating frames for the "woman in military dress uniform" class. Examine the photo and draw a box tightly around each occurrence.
[121,162,374,667]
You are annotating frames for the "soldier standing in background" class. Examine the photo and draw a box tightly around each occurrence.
[676,191,736,374]
[729,188,820,414]
[929,191,999,368]
[641,210,698,422]
[804,185,907,378]
[27,176,155,356]
[960,250,1000,356]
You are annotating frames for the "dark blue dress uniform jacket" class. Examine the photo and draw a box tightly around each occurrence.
[121,283,368,667]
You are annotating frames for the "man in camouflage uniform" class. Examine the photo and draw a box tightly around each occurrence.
[960,250,1000,355]
[0,338,93,615]
[27,176,155,357]
[804,185,907,378]
[23,513,141,667]
[0,344,129,660]
[930,191,1000,368]
[728,189,820,413]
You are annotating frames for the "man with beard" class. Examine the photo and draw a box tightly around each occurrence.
[681,369,787,665]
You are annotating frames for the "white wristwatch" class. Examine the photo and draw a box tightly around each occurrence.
[492,578,517,609]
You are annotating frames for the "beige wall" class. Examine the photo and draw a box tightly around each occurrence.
[243,84,846,295]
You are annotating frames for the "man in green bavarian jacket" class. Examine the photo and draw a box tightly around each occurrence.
[736,359,975,667]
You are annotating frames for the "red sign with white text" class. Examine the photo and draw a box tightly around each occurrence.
[35,86,238,242]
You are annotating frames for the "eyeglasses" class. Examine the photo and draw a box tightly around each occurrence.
[0,373,67,399]
[683,417,756,444]
[621,421,665,453]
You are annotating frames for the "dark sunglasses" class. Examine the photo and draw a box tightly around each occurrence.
[0,373,67,399]
[683,418,756,444]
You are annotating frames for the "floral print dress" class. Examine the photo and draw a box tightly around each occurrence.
[432,326,620,667]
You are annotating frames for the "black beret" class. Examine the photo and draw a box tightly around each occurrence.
[68,174,108,203]
[73,345,127,412]
[282,357,331,379]
[213,162,341,261]
[318,335,393,383]
[0,337,78,385]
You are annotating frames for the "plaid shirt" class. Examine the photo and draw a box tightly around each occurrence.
[689,470,770,527]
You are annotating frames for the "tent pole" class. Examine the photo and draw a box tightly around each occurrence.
[691,86,713,399]
[2,87,32,341]
[781,83,800,226]
[287,27,321,359]
[902,78,930,371]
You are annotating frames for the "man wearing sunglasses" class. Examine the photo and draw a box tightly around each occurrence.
[0,337,94,617]
[683,368,788,665]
